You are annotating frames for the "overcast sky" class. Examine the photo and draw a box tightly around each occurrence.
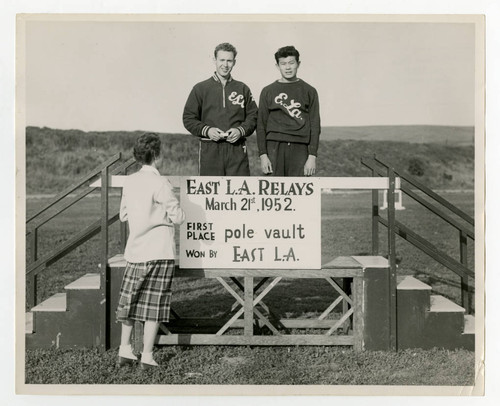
[24,18,476,133]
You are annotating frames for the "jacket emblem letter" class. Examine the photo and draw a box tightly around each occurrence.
[274,92,302,119]
[229,92,245,108]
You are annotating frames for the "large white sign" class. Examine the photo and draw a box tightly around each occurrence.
[179,177,321,269]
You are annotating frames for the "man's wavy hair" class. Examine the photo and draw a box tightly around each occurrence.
[133,132,161,165]
[274,45,300,64]
[214,42,237,59]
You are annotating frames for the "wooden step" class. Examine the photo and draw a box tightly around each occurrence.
[429,295,465,313]
[420,295,467,350]
[31,292,67,312]
[108,253,126,268]
[396,276,432,349]
[397,275,432,291]
[351,255,389,269]
[463,314,475,334]
[460,314,475,350]
[65,273,100,290]
[26,312,33,334]
[26,293,68,349]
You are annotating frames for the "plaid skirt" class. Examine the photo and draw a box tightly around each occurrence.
[116,259,175,323]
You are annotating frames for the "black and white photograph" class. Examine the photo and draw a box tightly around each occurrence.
[9,7,490,401]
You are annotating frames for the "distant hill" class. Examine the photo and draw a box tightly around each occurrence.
[25,126,474,194]
[320,125,474,145]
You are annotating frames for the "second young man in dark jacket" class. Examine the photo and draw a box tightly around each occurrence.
[257,45,321,177]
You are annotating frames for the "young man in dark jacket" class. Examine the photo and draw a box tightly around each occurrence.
[257,45,321,177]
[183,43,258,176]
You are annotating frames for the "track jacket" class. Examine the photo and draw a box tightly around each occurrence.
[183,73,258,139]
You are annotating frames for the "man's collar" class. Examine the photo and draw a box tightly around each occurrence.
[140,165,160,176]
[212,72,233,83]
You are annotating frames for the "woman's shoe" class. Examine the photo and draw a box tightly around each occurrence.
[117,344,138,367]
[140,361,159,370]
[117,356,136,367]
[140,352,159,370]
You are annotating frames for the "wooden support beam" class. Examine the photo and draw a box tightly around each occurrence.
[253,277,282,306]
[159,323,171,335]
[352,276,365,351]
[157,334,354,346]
[319,296,344,320]
[325,277,353,306]
[253,307,281,335]
[216,277,244,306]
[244,277,254,336]
[216,308,244,336]
[164,318,346,330]
[325,308,354,336]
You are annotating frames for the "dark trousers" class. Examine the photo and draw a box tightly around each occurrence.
[267,140,308,177]
[199,140,250,176]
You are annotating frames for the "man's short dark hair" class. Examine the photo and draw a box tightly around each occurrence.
[133,132,161,165]
[214,43,237,59]
[274,45,300,64]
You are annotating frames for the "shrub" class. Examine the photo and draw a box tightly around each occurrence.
[408,158,425,177]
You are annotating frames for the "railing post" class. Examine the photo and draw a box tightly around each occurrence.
[371,166,380,255]
[27,228,38,308]
[387,167,397,350]
[120,167,128,253]
[27,274,36,310]
[99,164,110,350]
[460,230,470,313]
[30,227,38,263]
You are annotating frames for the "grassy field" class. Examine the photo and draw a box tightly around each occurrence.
[25,346,475,386]
[25,126,475,194]
[24,189,476,386]
[320,125,474,145]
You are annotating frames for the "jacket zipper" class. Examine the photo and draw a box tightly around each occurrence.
[222,83,226,108]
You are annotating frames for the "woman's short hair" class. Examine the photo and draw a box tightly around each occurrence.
[214,42,237,59]
[274,45,300,64]
[133,132,161,165]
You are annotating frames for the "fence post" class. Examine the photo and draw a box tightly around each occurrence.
[99,164,110,350]
[459,230,470,313]
[387,167,397,351]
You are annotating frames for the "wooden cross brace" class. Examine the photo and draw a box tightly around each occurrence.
[212,275,354,337]
[214,276,283,336]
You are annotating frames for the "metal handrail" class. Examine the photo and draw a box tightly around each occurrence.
[27,153,122,224]
[361,157,474,238]
[27,157,136,233]
[26,212,120,276]
[362,156,474,225]
[378,217,474,279]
